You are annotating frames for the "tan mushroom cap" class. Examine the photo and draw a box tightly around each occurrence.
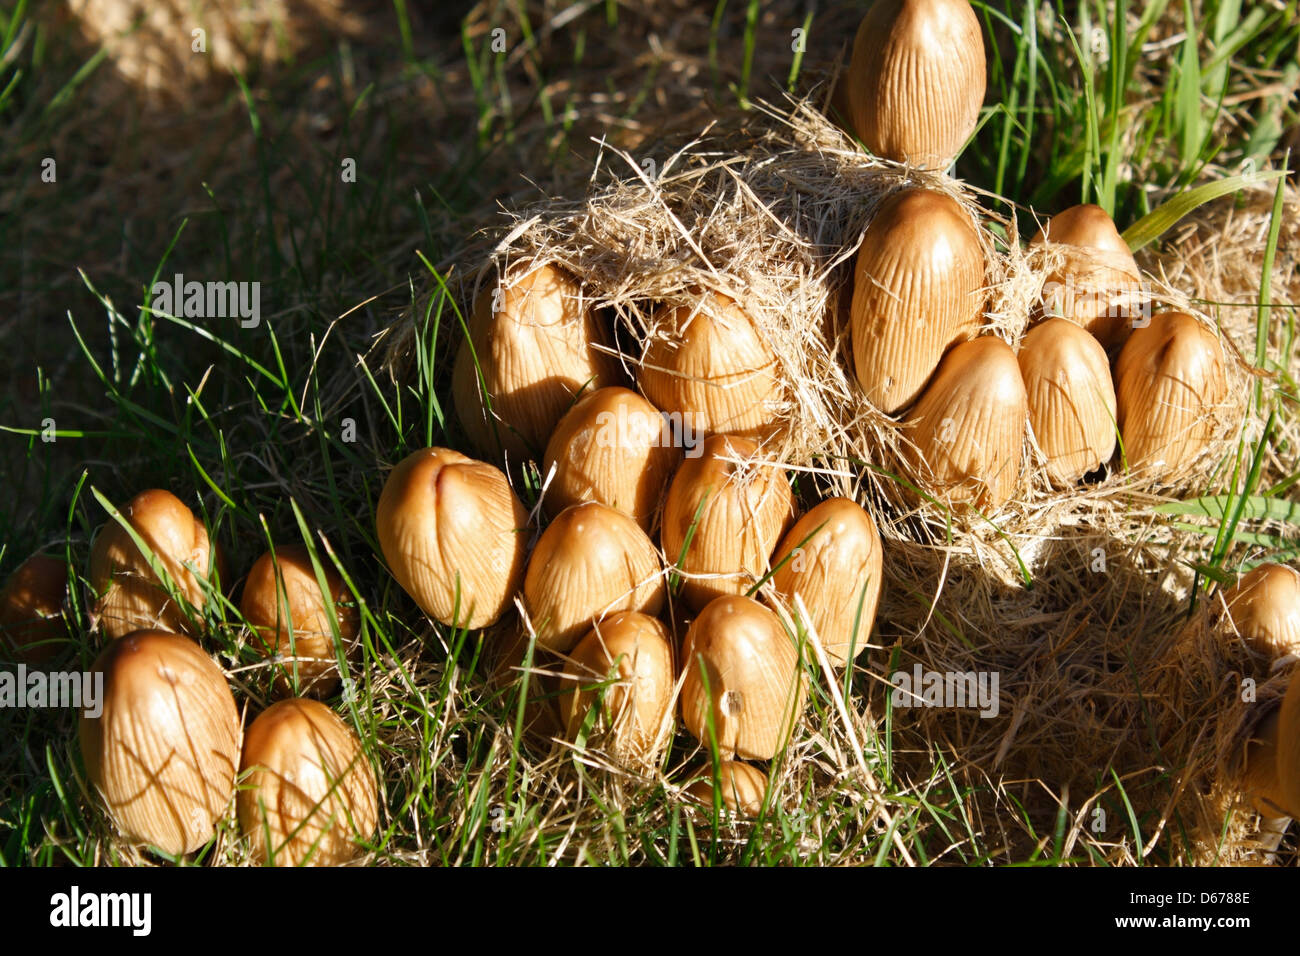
[376,446,529,630]
[88,488,222,641]
[241,544,360,697]
[0,554,69,664]
[238,698,379,866]
[80,630,241,856]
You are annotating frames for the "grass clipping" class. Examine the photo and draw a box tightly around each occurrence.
[397,96,1283,864]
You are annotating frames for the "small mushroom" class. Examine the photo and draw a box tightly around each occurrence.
[542,386,682,531]
[685,760,769,817]
[1218,564,1300,659]
[639,290,782,440]
[0,554,69,664]
[905,336,1027,509]
[769,497,883,666]
[851,188,986,413]
[376,446,529,629]
[80,630,241,856]
[1115,311,1226,481]
[556,611,675,771]
[1242,709,1291,817]
[1271,678,1300,819]
[452,263,620,461]
[679,595,807,761]
[846,0,987,169]
[524,502,665,653]
[661,434,796,611]
[238,698,379,866]
[1017,318,1118,484]
[240,544,359,697]
[1031,204,1143,348]
[88,489,223,641]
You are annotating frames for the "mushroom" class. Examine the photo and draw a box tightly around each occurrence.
[1115,311,1226,481]
[769,497,883,666]
[240,544,360,697]
[661,434,796,611]
[1241,709,1291,818]
[523,502,665,653]
[88,489,223,641]
[1218,564,1300,659]
[639,290,782,440]
[80,630,241,856]
[556,611,675,771]
[679,595,807,760]
[452,262,621,461]
[1031,204,1143,349]
[905,336,1027,509]
[0,554,69,664]
[1270,678,1300,819]
[1017,318,1118,484]
[845,0,986,169]
[376,446,529,629]
[685,760,769,817]
[238,698,379,866]
[542,386,682,531]
[851,188,986,413]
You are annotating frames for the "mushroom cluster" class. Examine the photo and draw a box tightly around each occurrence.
[837,3,1229,506]
[380,272,889,809]
[47,486,378,864]
[370,0,1231,813]
[854,196,1227,506]
[26,0,1276,863]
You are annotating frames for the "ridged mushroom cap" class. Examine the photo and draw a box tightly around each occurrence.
[557,611,675,771]
[1032,204,1142,348]
[846,0,986,169]
[452,263,620,461]
[679,595,807,760]
[661,434,796,611]
[639,291,782,440]
[1018,318,1118,484]
[524,502,665,652]
[88,489,220,641]
[241,544,359,697]
[376,447,529,629]
[80,630,241,856]
[851,188,986,413]
[542,386,682,531]
[905,336,1027,509]
[769,497,883,665]
[238,698,378,866]
[1115,311,1226,481]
